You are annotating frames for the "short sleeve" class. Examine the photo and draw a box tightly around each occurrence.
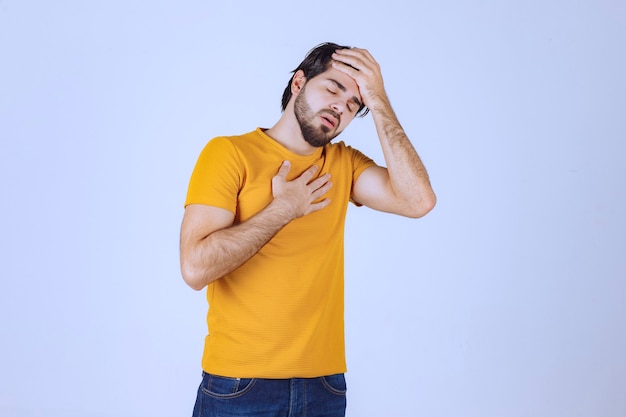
[184,137,242,212]
[348,145,377,187]
[346,144,377,206]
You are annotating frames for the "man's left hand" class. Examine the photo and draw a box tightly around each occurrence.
[331,48,387,110]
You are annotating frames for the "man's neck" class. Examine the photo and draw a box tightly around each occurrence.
[264,114,318,156]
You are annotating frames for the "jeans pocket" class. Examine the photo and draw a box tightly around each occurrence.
[320,374,347,396]
[200,373,256,399]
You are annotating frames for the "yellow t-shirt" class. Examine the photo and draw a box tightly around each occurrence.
[185,128,376,378]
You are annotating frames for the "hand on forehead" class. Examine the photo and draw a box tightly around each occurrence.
[330,47,384,109]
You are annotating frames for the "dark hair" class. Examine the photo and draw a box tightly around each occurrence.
[280,42,369,117]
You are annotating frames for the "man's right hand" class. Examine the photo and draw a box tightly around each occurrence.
[180,161,333,290]
[271,161,333,220]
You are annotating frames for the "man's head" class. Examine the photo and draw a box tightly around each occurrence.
[282,42,369,147]
[281,42,369,117]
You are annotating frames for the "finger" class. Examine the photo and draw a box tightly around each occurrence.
[309,198,331,213]
[308,173,331,190]
[333,47,365,58]
[332,56,375,82]
[299,164,320,183]
[331,59,359,78]
[333,48,375,68]
[350,48,376,63]
[275,160,292,179]
[336,47,376,62]
[311,180,333,200]
[332,52,364,70]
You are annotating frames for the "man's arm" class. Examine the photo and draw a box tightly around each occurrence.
[180,162,332,290]
[332,48,436,218]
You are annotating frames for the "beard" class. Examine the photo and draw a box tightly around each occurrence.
[294,85,341,147]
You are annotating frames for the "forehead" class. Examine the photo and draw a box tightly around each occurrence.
[313,67,361,99]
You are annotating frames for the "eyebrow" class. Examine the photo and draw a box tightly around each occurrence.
[327,78,362,109]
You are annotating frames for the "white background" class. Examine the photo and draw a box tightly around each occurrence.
[1,0,625,416]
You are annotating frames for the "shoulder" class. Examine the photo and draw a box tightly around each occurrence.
[204,129,257,147]
[325,140,376,169]
[197,130,260,159]
[324,140,363,157]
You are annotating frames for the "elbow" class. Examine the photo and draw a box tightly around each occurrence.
[187,280,207,292]
[180,261,209,291]
[406,192,437,219]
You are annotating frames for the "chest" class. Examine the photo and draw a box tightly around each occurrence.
[234,153,353,224]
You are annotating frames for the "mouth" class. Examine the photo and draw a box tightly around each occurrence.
[320,112,339,130]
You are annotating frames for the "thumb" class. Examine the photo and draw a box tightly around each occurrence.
[275,160,291,179]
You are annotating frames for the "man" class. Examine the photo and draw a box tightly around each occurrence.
[180,42,436,417]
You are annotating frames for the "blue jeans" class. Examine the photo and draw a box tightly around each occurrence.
[192,371,347,417]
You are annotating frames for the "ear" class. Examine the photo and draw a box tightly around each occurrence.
[291,70,306,95]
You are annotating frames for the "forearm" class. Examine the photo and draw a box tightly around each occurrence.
[182,201,291,290]
[371,97,436,216]
[330,47,435,217]
[181,161,332,290]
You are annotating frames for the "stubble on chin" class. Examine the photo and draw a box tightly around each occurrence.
[294,93,336,148]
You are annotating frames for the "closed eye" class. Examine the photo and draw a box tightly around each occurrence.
[324,78,362,113]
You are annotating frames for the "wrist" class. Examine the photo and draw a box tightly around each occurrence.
[365,93,390,112]
[267,198,297,224]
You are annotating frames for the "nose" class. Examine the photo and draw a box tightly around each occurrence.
[330,102,344,115]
